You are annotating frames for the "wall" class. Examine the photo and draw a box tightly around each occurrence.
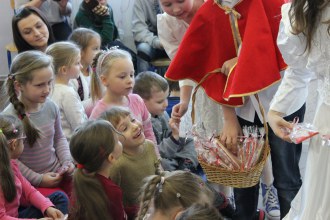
[0,1,15,77]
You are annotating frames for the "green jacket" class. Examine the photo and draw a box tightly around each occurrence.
[74,2,119,47]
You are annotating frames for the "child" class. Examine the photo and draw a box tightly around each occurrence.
[166,80,180,117]
[268,1,330,219]
[69,119,127,220]
[68,27,101,113]
[99,107,160,219]
[133,71,198,172]
[137,170,214,220]
[89,49,156,144]
[46,41,88,142]
[3,51,74,196]
[0,114,68,219]
[176,203,224,220]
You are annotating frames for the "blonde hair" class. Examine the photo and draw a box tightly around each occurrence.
[98,106,131,128]
[176,203,223,220]
[90,49,132,102]
[5,51,53,146]
[69,119,120,220]
[45,41,81,75]
[137,171,214,220]
[69,27,101,51]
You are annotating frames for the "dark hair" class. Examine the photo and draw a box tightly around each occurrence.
[5,51,53,146]
[133,71,169,100]
[0,114,24,202]
[176,203,223,220]
[289,0,330,52]
[69,119,119,220]
[12,6,55,53]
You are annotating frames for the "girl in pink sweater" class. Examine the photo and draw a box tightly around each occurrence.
[0,114,68,220]
[89,49,156,144]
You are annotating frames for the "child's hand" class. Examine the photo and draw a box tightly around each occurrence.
[220,115,242,154]
[40,172,63,188]
[66,162,75,175]
[171,102,189,123]
[45,207,64,220]
[268,110,293,142]
[169,118,179,141]
[221,57,238,76]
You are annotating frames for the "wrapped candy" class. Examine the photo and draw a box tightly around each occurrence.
[289,122,319,144]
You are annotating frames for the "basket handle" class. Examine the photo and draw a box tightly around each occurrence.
[191,76,269,146]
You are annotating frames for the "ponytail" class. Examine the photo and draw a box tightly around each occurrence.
[0,114,24,202]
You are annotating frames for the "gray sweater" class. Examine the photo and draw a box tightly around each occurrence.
[132,0,163,49]
[152,112,198,171]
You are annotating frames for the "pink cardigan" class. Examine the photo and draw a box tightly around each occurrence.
[0,160,53,220]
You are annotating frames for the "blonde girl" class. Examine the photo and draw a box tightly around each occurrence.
[0,114,68,219]
[46,41,88,142]
[3,51,74,196]
[137,170,214,220]
[89,49,156,143]
[68,27,101,114]
[69,119,126,220]
[175,203,223,220]
[99,107,160,219]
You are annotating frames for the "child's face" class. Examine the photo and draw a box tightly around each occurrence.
[17,14,49,51]
[81,37,101,67]
[101,58,135,96]
[144,87,169,116]
[17,66,54,106]
[66,55,82,79]
[159,0,194,20]
[116,115,145,149]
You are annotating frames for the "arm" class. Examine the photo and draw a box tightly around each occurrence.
[171,85,193,122]
[15,0,44,9]
[132,0,161,49]
[62,90,88,134]
[16,159,44,187]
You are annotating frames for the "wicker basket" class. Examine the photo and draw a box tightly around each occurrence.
[191,82,270,188]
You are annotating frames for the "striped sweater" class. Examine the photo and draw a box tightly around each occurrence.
[3,99,72,186]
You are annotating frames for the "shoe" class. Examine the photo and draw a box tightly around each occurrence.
[261,183,281,220]
[255,209,265,220]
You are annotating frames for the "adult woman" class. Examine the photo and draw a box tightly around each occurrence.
[12,6,54,53]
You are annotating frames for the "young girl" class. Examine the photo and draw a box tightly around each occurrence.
[3,50,74,196]
[69,119,126,220]
[46,41,88,142]
[68,27,101,114]
[137,170,214,220]
[99,107,160,219]
[268,0,330,219]
[12,6,54,53]
[89,48,156,143]
[0,114,68,219]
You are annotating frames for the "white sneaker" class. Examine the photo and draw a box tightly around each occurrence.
[261,183,280,220]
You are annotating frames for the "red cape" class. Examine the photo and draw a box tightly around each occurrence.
[165,0,286,106]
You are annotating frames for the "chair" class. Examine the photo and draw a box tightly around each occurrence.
[150,58,171,76]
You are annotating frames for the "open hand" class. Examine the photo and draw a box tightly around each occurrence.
[268,110,293,142]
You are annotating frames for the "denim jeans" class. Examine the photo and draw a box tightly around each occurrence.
[270,104,305,218]
[18,191,69,218]
[233,104,305,220]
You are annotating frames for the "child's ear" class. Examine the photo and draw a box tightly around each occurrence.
[8,139,17,153]
[14,80,22,92]
[59,66,67,75]
[107,153,116,164]
[100,75,108,87]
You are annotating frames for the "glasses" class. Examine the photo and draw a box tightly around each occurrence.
[8,135,27,144]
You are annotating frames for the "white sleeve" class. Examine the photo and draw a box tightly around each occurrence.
[269,3,315,116]
[157,13,180,60]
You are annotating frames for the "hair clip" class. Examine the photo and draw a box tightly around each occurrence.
[176,193,181,198]
[108,45,119,50]
[8,74,14,80]
[18,113,27,120]
[77,164,84,169]
[158,176,165,193]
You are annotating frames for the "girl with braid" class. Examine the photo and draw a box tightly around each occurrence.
[137,170,216,220]
[2,51,74,197]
